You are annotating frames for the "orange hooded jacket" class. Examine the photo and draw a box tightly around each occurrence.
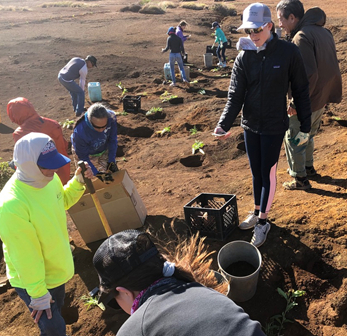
[7,97,70,185]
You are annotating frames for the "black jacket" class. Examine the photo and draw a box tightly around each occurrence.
[218,34,311,135]
[163,34,185,55]
[117,278,265,336]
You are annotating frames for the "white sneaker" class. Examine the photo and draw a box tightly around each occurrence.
[239,213,258,230]
[251,222,271,247]
[170,83,176,87]
[217,61,222,66]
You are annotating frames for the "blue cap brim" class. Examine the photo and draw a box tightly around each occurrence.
[37,149,70,169]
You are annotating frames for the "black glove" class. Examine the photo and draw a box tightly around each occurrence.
[107,162,119,173]
[96,172,106,182]
[96,172,114,183]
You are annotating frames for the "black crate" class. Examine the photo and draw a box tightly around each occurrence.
[123,95,141,112]
[184,193,239,241]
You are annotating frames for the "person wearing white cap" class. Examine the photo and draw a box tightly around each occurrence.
[213,3,312,247]
[0,132,93,335]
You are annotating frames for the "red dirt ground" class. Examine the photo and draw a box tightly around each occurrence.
[0,0,346,335]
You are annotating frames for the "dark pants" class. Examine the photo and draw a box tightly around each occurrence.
[58,73,85,115]
[217,41,228,62]
[244,130,284,214]
[15,284,67,336]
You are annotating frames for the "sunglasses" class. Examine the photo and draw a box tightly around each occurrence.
[245,23,268,35]
[91,121,108,129]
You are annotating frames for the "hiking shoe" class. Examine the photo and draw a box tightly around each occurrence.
[239,213,258,230]
[306,166,317,177]
[283,178,311,190]
[251,222,271,248]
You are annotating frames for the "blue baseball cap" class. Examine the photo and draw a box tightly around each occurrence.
[167,26,176,34]
[37,140,70,169]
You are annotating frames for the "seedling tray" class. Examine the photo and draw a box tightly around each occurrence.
[184,193,238,241]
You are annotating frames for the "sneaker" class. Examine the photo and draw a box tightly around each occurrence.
[170,83,176,87]
[222,62,227,68]
[283,178,311,190]
[251,222,271,247]
[306,166,317,177]
[217,61,222,66]
[239,213,258,230]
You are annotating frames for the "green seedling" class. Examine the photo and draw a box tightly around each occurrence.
[121,88,128,97]
[114,111,128,116]
[137,92,148,96]
[80,295,105,311]
[116,82,123,90]
[162,95,178,102]
[192,140,205,155]
[146,107,163,116]
[264,288,306,336]
[198,89,206,95]
[220,73,229,77]
[157,126,171,136]
[210,68,220,72]
[190,80,198,84]
[59,119,75,129]
[197,69,203,72]
[190,126,198,135]
[332,116,341,121]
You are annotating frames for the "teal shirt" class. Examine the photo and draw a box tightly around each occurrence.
[0,174,85,298]
[214,27,227,44]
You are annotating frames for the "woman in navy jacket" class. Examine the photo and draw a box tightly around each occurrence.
[71,103,118,181]
[214,3,311,248]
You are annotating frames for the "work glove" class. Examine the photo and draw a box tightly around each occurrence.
[290,131,309,146]
[29,292,52,311]
[96,172,114,183]
[107,161,119,173]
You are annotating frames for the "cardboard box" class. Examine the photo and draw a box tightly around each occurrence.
[68,170,147,244]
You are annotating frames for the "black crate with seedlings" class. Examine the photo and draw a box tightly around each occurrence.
[123,95,141,112]
[184,193,238,241]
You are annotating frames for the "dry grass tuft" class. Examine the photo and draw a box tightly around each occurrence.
[120,4,142,12]
[211,3,236,16]
[180,2,206,10]
[158,1,177,9]
[139,4,165,14]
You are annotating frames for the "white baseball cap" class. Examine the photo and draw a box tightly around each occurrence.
[237,3,272,30]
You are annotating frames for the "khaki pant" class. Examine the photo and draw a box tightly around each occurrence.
[284,107,324,178]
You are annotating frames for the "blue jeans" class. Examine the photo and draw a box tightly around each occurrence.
[244,130,285,214]
[15,285,67,336]
[169,53,187,84]
[284,107,324,177]
[58,73,85,115]
[217,41,227,63]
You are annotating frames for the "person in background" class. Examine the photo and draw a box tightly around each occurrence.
[176,20,191,47]
[213,3,311,247]
[7,97,70,185]
[162,26,190,87]
[71,103,118,183]
[58,55,97,117]
[93,229,266,336]
[211,21,228,67]
[0,132,93,336]
[276,0,342,190]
